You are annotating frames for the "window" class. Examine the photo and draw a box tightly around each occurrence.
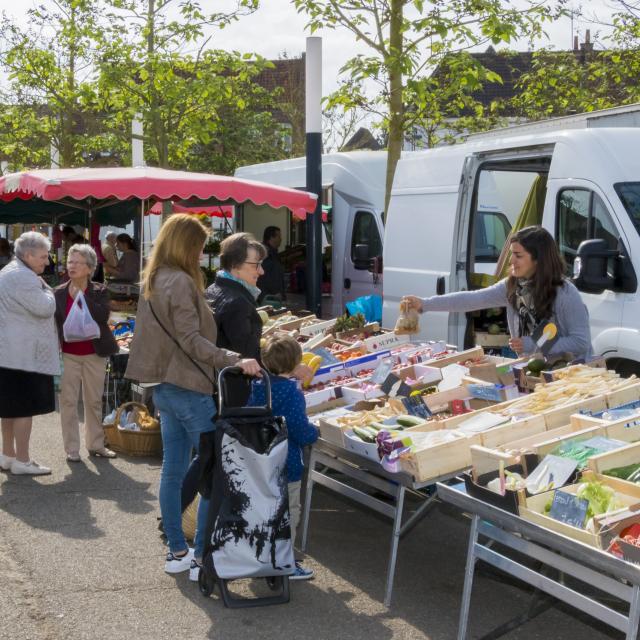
[615,182,640,233]
[350,210,382,262]
[474,211,511,262]
[558,188,619,274]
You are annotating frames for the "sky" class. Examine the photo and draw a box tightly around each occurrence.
[0,0,621,97]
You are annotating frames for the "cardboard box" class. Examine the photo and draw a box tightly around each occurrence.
[423,346,485,369]
[299,318,336,337]
[343,430,380,461]
[362,330,411,353]
[467,355,521,385]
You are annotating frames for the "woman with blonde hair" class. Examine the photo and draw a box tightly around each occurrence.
[126,214,261,578]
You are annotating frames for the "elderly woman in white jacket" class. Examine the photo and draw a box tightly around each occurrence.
[0,232,60,475]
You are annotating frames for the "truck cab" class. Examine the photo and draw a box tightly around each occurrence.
[235,151,386,316]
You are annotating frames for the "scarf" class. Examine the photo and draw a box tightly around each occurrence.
[514,278,539,337]
[218,270,261,301]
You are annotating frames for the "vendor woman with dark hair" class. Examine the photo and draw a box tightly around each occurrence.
[402,226,593,360]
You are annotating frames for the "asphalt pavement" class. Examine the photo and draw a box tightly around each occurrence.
[0,413,623,640]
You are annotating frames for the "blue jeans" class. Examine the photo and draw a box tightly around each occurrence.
[153,383,215,559]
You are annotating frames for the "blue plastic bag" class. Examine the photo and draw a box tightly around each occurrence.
[345,294,382,324]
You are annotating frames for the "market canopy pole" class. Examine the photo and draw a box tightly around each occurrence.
[305,36,322,317]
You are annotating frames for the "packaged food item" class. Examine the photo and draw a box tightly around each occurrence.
[394,300,420,335]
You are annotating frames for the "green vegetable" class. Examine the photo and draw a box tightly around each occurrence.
[527,357,548,376]
[352,427,376,443]
[552,439,602,470]
[603,464,640,483]
[395,416,424,427]
[576,481,624,519]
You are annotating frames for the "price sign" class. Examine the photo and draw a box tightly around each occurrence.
[380,373,412,398]
[548,490,589,528]
[401,395,432,419]
[370,358,395,385]
[312,347,341,366]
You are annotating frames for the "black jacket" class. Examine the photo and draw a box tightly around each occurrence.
[257,243,285,301]
[54,281,119,357]
[206,274,262,407]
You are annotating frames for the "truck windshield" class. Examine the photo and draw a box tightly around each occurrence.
[615,182,640,232]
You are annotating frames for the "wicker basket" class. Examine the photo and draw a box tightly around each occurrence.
[103,401,162,457]
[182,495,201,542]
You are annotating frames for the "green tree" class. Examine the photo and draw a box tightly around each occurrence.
[0,0,105,169]
[294,0,557,214]
[508,2,640,119]
[97,0,286,171]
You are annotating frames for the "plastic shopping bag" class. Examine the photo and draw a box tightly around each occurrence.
[62,290,100,342]
[345,294,382,324]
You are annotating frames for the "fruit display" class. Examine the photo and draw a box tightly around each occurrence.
[332,313,366,334]
[501,366,637,418]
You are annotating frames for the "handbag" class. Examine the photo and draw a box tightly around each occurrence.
[148,301,217,389]
[63,290,101,342]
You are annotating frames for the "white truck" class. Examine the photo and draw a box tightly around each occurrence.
[235,151,387,317]
[382,104,640,374]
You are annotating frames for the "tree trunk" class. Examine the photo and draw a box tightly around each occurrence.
[384,0,404,220]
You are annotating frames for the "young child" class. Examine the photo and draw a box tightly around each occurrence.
[247,334,319,580]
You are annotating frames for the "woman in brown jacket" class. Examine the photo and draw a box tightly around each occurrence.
[54,244,119,462]
[125,214,260,579]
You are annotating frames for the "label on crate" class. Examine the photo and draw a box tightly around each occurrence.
[548,490,589,528]
[401,395,432,419]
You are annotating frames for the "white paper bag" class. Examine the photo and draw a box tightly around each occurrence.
[62,290,100,342]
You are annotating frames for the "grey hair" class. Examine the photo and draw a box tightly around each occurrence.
[105,231,117,241]
[68,243,98,276]
[14,231,51,260]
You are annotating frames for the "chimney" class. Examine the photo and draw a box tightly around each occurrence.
[581,29,594,54]
[573,35,579,51]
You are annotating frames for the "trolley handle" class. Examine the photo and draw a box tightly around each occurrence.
[217,366,271,414]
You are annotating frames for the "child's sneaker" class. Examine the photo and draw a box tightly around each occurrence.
[189,558,202,582]
[164,548,193,574]
[290,561,314,581]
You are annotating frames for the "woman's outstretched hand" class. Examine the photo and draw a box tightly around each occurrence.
[401,295,423,314]
[238,358,262,377]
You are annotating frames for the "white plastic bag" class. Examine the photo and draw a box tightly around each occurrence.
[62,290,100,342]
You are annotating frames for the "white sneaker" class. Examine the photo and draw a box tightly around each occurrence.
[0,454,15,471]
[189,559,202,582]
[10,459,51,476]
[164,548,194,574]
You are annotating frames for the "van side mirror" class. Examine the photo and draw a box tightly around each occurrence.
[353,243,371,270]
[572,239,616,294]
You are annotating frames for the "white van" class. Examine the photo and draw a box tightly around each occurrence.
[382,123,640,374]
[235,151,387,317]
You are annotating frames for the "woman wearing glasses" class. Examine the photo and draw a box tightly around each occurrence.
[206,232,267,407]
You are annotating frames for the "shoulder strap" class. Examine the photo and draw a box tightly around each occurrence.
[148,300,214,385]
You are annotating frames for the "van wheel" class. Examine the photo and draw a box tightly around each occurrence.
[607,358,640,378]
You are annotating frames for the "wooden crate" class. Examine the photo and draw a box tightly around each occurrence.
[470,444,522,479]
[400,433,481,481]
[479,414,546,449]
[531,424,608,459]
[588,441,640,477]
[539,395,608,430]
[606,382,640,408]
[519,472,640,548]
[496,416,596,453]
[606,413,640,442]
[422,345,484,369]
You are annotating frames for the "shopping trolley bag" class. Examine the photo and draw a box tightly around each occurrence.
[198,366,294,607]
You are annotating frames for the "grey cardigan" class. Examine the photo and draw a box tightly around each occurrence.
[421,278,593,360]
[0,259,60,375]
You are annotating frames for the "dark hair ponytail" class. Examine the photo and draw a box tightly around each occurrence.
[506,226,566,321]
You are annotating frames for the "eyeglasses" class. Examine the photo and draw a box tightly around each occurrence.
[244,261,264,269]
[67,260,87,266]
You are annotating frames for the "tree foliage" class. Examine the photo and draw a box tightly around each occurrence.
[294,0,558,213]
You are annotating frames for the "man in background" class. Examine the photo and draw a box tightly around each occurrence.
[101,231,118,279]
[257,226,285,303]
